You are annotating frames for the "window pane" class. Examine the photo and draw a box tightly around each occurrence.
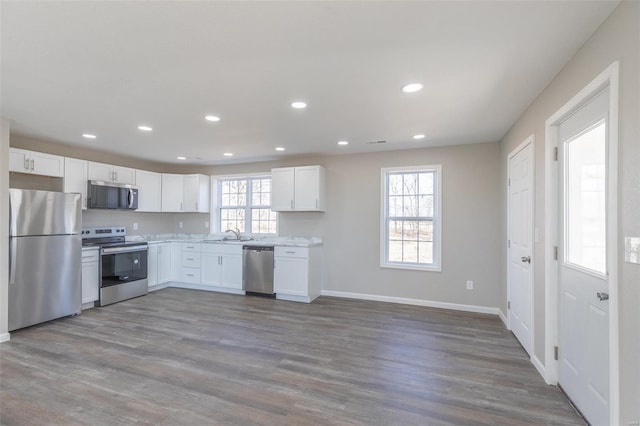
[403,174,418,196]
[418,221,433,241]
[252,192,261,205]
[419,172,434,195]
[389,175,403,195]
[418,195,434,217]
[402,195,418,217]
[388,220,403,240]
[388,240,403,262]
[389,196,402,217]
[418,242,433,264]
[565,121,606,274]
[402,220,418,241]
[402,241,418,263]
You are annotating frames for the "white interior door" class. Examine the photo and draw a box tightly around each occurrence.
[508,140,534,355]
[558,89,609,426]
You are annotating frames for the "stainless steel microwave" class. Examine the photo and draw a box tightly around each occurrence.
[87,181,138,210]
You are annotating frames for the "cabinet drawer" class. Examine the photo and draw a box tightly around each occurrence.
[182,243,201,252]
[81,250,99,263]
[201,243,243,255]
[182,252,201,268]
[275,246,308,258]
[180,268,201,284]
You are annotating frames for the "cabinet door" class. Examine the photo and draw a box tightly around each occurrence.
[170,242,183,281]
[88,161,114,182]
[64,158,88,210]
[147,244,159,287]
[112,165,136,185]
[81,258,99,305]
[201,252,222,287]
[182,174,199,212]
[220,254,243,289]
[136,170,162,212]
[31,151,64,177]
[9,148,29,173]
[157,244,172,284]
[271,167,295,211]
[274,257,308,296]
[294,166,322,211]
[161,174,184,212]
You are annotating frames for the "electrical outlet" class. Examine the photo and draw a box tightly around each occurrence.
[624,236,640,264]
[179,221,184,229]
[466,280,474,290]
[132,222,138,231]
[205,221,209,229]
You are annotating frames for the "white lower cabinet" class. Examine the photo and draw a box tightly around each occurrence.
[201,244,243,291]
[274,246,321,303]
[148,242,172,288]
[81,248,99,307]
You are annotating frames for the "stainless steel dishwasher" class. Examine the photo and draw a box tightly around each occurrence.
[242,245,275,296]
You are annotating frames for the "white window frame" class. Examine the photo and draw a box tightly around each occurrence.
[210,173,278,235]
[380,165,442,272]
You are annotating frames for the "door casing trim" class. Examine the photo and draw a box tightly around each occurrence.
[544,61,619,425]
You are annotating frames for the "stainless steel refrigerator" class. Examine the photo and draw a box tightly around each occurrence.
[9,189,82,331]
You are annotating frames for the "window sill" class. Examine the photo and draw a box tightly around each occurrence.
[380,263,441,272]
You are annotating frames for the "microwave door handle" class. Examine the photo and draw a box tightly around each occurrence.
[128,188,134,208]
[9,237,17,285]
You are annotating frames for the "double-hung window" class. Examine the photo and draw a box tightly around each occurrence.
[216,176,277,234]
[381,165,442,271]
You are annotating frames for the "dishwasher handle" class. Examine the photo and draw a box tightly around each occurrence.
[243,245,274,252]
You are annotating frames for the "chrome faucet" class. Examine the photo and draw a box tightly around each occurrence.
[224,228,240,240]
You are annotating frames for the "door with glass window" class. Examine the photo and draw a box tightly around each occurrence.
[557,88,609,426]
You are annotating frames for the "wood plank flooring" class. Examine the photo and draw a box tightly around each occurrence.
[0,288,583,425]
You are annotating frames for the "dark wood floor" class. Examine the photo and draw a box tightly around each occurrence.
[0,288,583,425]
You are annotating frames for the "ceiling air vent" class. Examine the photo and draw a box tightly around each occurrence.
[366,140,387,145]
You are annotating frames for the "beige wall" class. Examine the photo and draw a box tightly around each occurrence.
[208,142,503,308]
[0,119,10,341]
[499,1,639,422]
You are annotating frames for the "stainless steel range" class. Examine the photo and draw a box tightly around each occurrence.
[82,227,148,306]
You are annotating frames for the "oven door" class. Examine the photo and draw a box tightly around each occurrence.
[101,246,148,287]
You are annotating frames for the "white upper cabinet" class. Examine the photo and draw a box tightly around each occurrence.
[9,148,64,177]
[63,157,88,209]
[136,169,162,212]
[271,165,325,212]
[161,173,210,213]
[161,174,183,212]
[183,174,210,213]
[88,161,135,185]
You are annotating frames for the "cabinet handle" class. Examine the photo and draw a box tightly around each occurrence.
[24,158,29,170]
[30,159,35,171]
[186,273,194,277]
[290,200,294,209]
[186,258,194,261]
[218,256,222,265]
[286,251,295,254]
[114,171,118,181]
[195,202,198,211]
[180,202,183,211]
[316,199,318,208]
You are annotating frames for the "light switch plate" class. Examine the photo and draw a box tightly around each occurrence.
[624,237,640,264]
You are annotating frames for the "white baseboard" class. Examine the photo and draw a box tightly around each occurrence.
[0,332,10,343]
[531,354,548,383]
[148,283,170,292]
[169,282,244,295]
[320,290,500,316]
[498,309,509,328]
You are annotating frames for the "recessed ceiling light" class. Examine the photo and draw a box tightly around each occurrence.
[413,134,426,140]
[177,156,187,160]
[205,115,220,122]
[338,140,349,146]
[401,83,423,93]
[138,125,153,132]
[82,133,96,139]
[223,152,234,157]
[275,147,285,151]
[291,101,307,109]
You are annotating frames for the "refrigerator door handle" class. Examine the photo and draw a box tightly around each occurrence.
[9,237,17,285]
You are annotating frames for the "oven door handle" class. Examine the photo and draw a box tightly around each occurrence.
[102,245,148,254]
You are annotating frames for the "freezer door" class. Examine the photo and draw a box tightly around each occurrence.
[9,189,81,237]
[8,234,81,331]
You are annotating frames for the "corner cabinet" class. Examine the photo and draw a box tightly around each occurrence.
[161,174,210,213]
[271,165,325,212]
[136,170,162,212]
[9,148,64,177]
[63,157,88,210]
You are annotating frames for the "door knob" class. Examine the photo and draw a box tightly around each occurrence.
[596,292,609,301]
[521,256,531,263]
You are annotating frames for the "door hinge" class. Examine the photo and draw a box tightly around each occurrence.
[554,346,559,361]
[508,240,511,248]
[553,246,558,260]
[553,147,558,161]
[508,301,511,310]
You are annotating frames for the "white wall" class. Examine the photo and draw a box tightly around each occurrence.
[499,1,639,422]
[0,118,10,342]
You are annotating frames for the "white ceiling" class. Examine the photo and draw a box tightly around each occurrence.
[1,1,619,165]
